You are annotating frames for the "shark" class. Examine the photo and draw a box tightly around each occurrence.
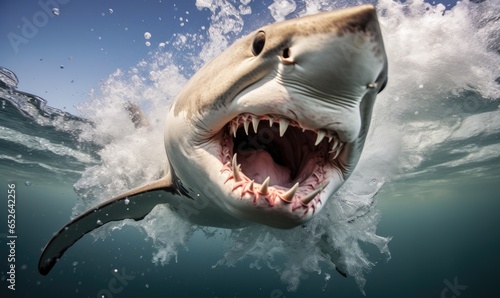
[38,4,388,276]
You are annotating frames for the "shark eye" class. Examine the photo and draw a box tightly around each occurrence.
[252,31,266,56]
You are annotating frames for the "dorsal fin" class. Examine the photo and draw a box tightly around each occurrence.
[38,174,177,275]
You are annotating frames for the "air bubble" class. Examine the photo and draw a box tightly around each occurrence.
[144,32,151,40]
[25,181,32,186]
[109,8,114,14]
[52,8,60,16]
[96,220,102,225]
[124,198,130,205]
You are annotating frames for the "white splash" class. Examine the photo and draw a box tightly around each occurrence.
[269,0,297,21]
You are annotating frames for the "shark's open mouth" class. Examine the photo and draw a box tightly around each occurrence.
[219,113,345,212]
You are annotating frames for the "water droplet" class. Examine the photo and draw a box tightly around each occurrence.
[25,181,32,186]
[124,198,130,205]
[144,32,151,40]
[52,8,60,16]
[96,219,102,225]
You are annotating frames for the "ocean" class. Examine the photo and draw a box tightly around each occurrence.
[1,0,499,297]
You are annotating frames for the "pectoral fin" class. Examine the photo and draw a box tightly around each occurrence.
[38,175,176,275]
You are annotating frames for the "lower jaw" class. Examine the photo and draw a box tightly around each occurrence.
[219,155,331,213]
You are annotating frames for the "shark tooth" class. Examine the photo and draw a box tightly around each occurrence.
[332,138,339,151]
[279,118,290,137]
[231,121,238,138]
[300,181,329,204]
[260,177,270,194]
[243,118,250,135]
[331,143,344,160]
[268,116,274,127]
[332,148,341,160]
[251,116,260,133]
[281,182,299,202]
[232,153,241,181]
[315,130,326,146]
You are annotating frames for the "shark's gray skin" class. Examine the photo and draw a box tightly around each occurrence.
[39,5,388,276]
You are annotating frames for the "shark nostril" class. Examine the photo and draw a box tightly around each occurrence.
[281,48,294,65]
[282,48,290,58]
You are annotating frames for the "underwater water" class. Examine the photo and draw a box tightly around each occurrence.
[1,0,500,297]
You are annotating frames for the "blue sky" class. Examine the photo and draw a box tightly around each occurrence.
[0,0,458,114]
[0,0,215,113]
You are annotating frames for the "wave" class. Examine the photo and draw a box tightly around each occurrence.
[0,70,100,181]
